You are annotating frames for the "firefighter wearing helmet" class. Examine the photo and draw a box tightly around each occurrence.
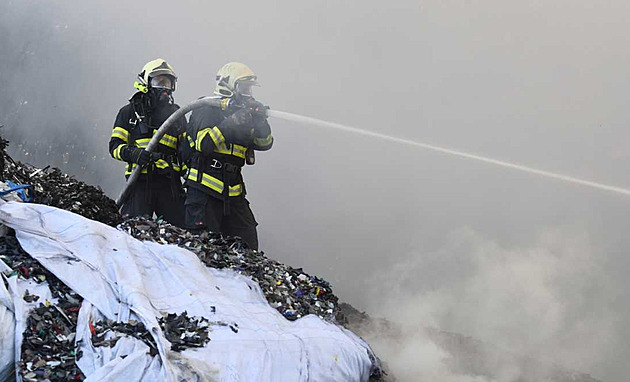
[109,58,187,226]
[183,62,273,250]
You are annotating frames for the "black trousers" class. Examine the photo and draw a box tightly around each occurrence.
[185,186,259,250]
[121,176,185,228]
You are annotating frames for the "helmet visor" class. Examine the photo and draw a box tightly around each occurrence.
[234,80,257,97]
[150,75,175,90]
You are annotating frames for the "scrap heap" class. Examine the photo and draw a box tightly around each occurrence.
[0,136,378,381]
[119,217,344,323]
[0,233,85,381]
[0,137,121,227]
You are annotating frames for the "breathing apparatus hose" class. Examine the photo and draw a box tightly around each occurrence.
[116,96,230,208]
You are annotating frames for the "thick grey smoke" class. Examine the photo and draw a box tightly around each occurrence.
[2,0,630,380]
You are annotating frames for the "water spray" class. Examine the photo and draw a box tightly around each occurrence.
[268,110,630,198]
[117,99,630,209]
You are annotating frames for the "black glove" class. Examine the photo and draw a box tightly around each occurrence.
[121,146,162,166]
[219,108,254,143]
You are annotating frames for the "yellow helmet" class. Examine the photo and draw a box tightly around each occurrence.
[214,62,258,98]
[134,58,177,93]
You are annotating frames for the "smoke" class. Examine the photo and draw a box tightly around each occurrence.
[2,0,630,380]
[362,225,616,381]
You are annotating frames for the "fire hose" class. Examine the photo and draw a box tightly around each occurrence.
[116,97,228,208]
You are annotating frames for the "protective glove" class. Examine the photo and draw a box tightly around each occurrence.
[245,100,268,117]
[244,100,271,136]
[219,108,255,143]
[122,146,162,166]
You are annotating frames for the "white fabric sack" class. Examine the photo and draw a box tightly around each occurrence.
[0,202,375,382]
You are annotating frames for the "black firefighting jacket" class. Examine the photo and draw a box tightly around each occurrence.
[109,92,186,178]
[184,101,273,199]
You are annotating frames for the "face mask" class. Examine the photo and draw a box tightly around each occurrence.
[150,75,175,90]
[149,87,173,107]
[234,81,255,98]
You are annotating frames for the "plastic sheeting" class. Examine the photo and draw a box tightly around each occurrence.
[0,202,375,382]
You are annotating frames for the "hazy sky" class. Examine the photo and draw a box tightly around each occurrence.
[2,1,630,380]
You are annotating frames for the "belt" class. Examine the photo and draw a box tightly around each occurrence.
[207,158,240,173]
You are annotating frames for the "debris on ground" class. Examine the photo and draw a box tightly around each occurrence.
[158,312,212,352]
[1,232,84,382]
[119,216,343,323]
[91,312,212,353]
[20,303,84,382]
[91,319,157,355]
[0,136,381,380]
[0,136,121,226]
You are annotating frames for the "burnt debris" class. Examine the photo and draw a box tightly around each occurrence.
[1,232,84,382]
[20,303,85,382]
[0,136,121,226]
[0,135,383,380]
[158,312,212,352]
[91,312,211,353]
[91,319,157,355]
[119,216,343,323]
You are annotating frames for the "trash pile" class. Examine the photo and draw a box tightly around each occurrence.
[0,136,383,381]
[91,312,212,353]
[90,319,157,355]
[119,217,344,323]
[158,312,212,352]
[0,136,121,226]
[1,233,85,382]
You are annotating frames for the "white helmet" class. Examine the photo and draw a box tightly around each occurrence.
[214,62,258,98]
[134,58,177,93]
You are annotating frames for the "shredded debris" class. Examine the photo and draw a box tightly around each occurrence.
[0,136,121,226]
[158,312,212,352]
[0,136,383,380]
[91,319,157,355]
[1,233,84,382]
[20,303,84,382]
[118,216,344,323]
[91,312,212,353]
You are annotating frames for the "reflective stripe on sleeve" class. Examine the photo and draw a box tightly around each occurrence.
[135,138,151,149]
[159,133,178,149]
[253,134,273,147]
[112,144,125,160]
[111,127,129,143]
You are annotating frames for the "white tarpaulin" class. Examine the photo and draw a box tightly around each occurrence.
[0,202,375,382]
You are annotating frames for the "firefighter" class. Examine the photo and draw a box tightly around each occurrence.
[183,62,273,250]
[109,58,186,226]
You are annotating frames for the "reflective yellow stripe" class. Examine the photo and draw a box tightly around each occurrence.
[232,144,247,158]
[253,134,273,147]
[159,133,177,149]
[196,128,212,151]
[124,161,180,175]
[209,126,227,149]
[155,159,181,172]
[214,144,246,159]
[113,144,125,160]
[187,168,243,196]
[125,163,148,175]
[135,138,151,149]
[112,127,129,143]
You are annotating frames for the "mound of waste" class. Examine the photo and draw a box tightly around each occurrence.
[119,217,344,323]
[0,136,121,227]
[0,137,382,381]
